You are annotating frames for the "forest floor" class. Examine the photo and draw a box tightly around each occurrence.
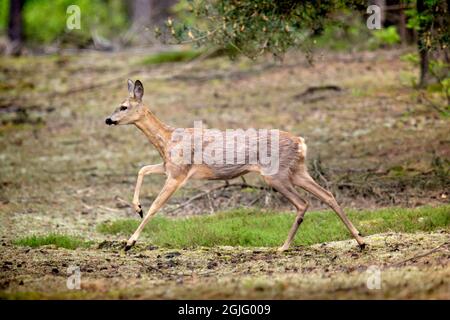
[0,47,449,299]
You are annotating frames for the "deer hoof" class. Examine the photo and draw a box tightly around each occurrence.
[277,245,289,252]
[359,242,367,251]
[124,240,136,252]
[135,204,143,219]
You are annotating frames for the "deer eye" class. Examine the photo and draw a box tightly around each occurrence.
[120,106,128,111]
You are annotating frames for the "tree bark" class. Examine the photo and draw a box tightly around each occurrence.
[7,0,24,55]
[398,3,407,46]
[129,0,177,29]
[126,0,176,44]
[416,0,429,88]
[130,0,152,29]
[150,0,176,25]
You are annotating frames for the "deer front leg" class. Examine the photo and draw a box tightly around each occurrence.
[125,174,187,251]
[132,163,165,218]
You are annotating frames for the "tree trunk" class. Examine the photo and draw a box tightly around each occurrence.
[150,0,176,25]
[129,0,177,29]
[398,3,407,46]
[125,0,176,44]
[7,0,24,55]
[416,0,429,88]
[130,0,152,30]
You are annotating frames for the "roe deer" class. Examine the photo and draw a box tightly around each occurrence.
[105,79,365,252]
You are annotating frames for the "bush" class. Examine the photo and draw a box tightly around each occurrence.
[313,10,372,52]
[401,52,450,112]
[0,0,8,31]
[369,26,401,48]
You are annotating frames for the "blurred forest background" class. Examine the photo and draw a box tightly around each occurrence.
[1,0,449,91]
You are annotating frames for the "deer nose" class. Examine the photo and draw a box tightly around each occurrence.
[105,118,115,125]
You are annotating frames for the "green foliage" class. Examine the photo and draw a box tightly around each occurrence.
[429,59,450,85]
[13,233,92,249]
[312,10,372,52]
[370,26,401,47]
[97,205,450,248]
[401,51,450,110]
[171,0,199,27]
[167,0,367,59]
[0,0,128,44]
[405,0,449,51]
[0,0,8,31]
[401,52,420,65]
[141,49,203,65]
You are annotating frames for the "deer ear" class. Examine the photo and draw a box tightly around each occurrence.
[127,79,134,97]
[134,80,144,101]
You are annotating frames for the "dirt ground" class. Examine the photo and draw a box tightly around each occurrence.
[0,48,449,299]
[1,232,449,299]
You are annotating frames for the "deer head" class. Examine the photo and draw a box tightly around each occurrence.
[105,79,146,126]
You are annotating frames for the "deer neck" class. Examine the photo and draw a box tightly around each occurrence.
[135,109,172,160]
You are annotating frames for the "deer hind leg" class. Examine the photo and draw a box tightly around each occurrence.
[293,170,365,249]
[132,163,165,218]
[263,176,309,252]
[125,174,186,251]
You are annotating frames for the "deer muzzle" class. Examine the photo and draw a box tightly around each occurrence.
[105,118,118,126]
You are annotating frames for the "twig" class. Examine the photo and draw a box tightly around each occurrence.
[312,158,331,190]
[176,28,220,45]
[247,193,264,207]
[294,85,342,100]
[114,196,132,208]
[419,92,448,116]
[224,193,236,208]
[207,193,215,214]
[164,182,269,214]
[97,205,122,213]
[390,242,449,267]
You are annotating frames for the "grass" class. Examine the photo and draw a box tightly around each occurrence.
[141,50,203,65]
[13,233,92,250]
[97,205,450,248]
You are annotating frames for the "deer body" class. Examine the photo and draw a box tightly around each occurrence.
[106,80,365,251]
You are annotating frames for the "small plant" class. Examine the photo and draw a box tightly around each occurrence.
[369,26,401,48]
[401,52,450,115]
[13,233,92,250]
[428,59,450,108]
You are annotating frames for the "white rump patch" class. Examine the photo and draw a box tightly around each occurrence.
[298,137,307,158]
